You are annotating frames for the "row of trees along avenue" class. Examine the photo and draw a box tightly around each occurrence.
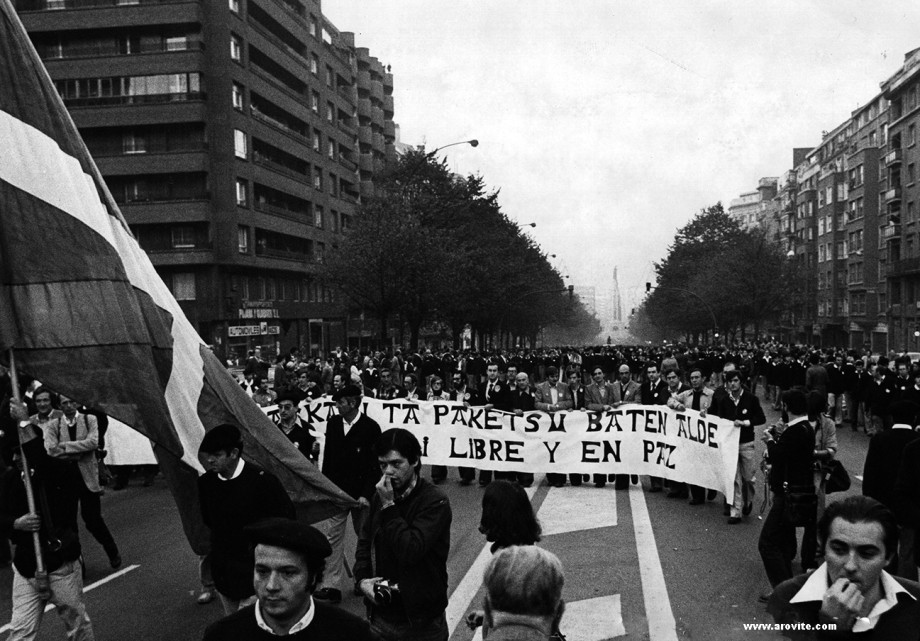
[323,149,600,350]
[633,203,807,344]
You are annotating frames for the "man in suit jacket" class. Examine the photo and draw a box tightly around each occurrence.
[611,363,640,407]
[314,385,381,603]
[449,373,483,486]
[584,366,616,488]
[641,363,669,493]
[478,362,512,486]
[534,367,573,488]
[669,368,716,504]
[506,372,537,487]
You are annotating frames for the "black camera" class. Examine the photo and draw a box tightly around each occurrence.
[373,579,401,606]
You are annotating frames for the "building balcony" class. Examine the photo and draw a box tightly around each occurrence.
[370,80,384,102]
[337,155,358,173]
[882,223,902,241]
[356,70,371,88]
[384,120,395,140]
[254,245,312,263]
[886,148,904,166]
[383,95,394,117]
[888,256,920,277]
[373,133,385,152]
[337,83,357,104]
[384,72,393,91]
[371,106,384,128]
[885,187,903,202]
[358,153,374,172]
[358,125,373,146]
[357,98,372,118]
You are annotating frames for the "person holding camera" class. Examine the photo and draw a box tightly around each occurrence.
[354,428,452,641]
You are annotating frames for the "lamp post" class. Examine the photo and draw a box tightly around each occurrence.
[425,139,478,159]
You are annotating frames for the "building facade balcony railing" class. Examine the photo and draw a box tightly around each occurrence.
[886,148,903,166]
[337,155,357,173]
[885,187,903,202]
[61,91,205,108]
[337,120,357,138]
[882,223,902,241]
[888,256,920,277]
[337,83,357,103]
[253,200,310,222]
[254,245,312,262]
[357,125,372,146]
[17,0,188,10]
[146,240,213,253]
[251,108,309,144]
[253,155,307,182]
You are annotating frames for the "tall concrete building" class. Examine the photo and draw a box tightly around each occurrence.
[728,177,778,232]
[14,0,396,363]
[881,47,920,352]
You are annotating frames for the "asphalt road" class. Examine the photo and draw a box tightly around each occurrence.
[0,391,872,641]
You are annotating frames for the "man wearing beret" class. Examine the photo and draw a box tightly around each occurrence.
[203,517,377,640]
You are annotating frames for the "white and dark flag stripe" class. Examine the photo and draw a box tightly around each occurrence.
[0,0,355,550]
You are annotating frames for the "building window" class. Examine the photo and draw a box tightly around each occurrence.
[235,179,248,206]
[234,129,247,159]
[311,54,318,75]
[311,91,319,113]
[171,225,195,248]
[312,129,320,152]
[309,17,317,37]
[326,102,334,123]
[314,206,323,228]
[910,163,916,185]
[325,66,333,87]
[327,140,335,159]
[313,168,322,191]
[911,124,917,146]
[232,82,244,110]
[229,0,239,12]
[238,226,249,253]
[123,132,146,154]
[230,34,242,61]
[173,273,196,300]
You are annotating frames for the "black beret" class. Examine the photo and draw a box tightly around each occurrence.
[246,517,332,562]
[275,389,302,405]
[332,384,362,401]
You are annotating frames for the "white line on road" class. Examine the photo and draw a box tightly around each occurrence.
[629,486,678,641]
[0,564,139,634]
[445,476,543,635]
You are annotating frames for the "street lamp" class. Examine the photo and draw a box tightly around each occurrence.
[425,139,478,159]
[520,222,537,228]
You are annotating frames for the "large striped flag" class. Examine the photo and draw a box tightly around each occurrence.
[0,0,356,552]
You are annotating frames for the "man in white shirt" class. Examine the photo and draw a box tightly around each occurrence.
[767,495,920,637]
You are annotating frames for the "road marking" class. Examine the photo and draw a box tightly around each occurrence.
[0,564,139,633]
[563,595,626,640]
[629,486,678,641]
[539,484,617,535]
[445,476,544,635]
[855,475,863,482]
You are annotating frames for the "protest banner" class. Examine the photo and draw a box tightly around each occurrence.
[265,397,741,502]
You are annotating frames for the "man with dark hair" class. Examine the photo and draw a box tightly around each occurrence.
[0,414,94,641]
[449,374,482,486]
[313,385,380,604]
[669,368,715,504]
[202,517,376,640]
[758,389,815,593]
[478,363,511,486]
[535,367,573,488]
[375,368,405,400]
[355,428,452,641]
[768,496,920,637]
[198,424,295,614]
[641,362,669,492]
[712,368,766,523]
[480,546,566,641]
[273,391,318,462]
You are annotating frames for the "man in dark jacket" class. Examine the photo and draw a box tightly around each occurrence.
[0,422,94,641]
[759,389,815,590]
[198,424,295,614]
[356,429,451,641]
[768,496,920,638]
[314,385,381,604]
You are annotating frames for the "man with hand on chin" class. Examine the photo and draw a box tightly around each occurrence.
[355,429,452,641]
[768,496,920,638]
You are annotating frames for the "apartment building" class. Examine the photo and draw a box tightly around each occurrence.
[882,47,920,352]
[14,0,396,363]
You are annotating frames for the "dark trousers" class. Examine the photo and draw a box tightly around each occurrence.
[758,493,798,588]
[79,482,119,559]
[689,484,707,502]
[432,465,475,483]
[593,474,616,487]
[547,473,584,487]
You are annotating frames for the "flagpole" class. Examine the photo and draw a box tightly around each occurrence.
[7,349,51,600]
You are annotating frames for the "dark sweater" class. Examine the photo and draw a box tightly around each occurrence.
[355,477,451,623]
[198,463,295,599]
[202,602,378,640]
[710,388,766,443]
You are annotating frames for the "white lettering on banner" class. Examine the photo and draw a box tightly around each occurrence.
[262,397,741,502]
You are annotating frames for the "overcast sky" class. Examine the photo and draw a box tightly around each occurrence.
[322,0,920,318]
